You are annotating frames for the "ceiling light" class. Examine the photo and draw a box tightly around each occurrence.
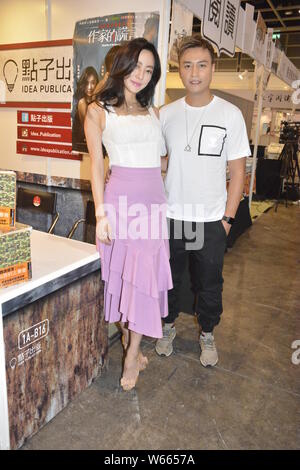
[285,11,293,15]
[238,70,248,80]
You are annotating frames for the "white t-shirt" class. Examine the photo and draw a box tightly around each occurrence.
[160,95,251,222]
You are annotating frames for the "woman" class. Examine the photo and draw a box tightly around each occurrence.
[84,38,173,391]
[73,67,99,151]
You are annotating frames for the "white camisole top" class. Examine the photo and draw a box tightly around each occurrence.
[102,106,166,168]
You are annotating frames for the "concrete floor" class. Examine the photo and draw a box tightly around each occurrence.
[23,203,300,450]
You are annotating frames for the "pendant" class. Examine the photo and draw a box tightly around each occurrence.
[184,144,191,152]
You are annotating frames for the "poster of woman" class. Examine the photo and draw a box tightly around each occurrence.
[72,12,160,153]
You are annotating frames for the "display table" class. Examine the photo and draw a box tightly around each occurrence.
[0,231,106,450]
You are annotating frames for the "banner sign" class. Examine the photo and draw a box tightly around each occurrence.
[251,11,267,65]
[72,12,160,153]
[0,40,72,107]
[265,28,274,71]
[271,38,283,75]
[235,3,245,50]
[277,52,300,87]
[202,0,241,57]
[260,90,300,109]
[169,0,193,65]
[243,3,256,56]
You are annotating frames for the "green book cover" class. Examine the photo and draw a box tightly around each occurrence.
[0,170,16,227]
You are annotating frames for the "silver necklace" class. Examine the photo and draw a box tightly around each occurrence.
[184,101,208,152]
[125,100,139,112]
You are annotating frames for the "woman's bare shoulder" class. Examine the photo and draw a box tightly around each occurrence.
[85,102,106,131]
[86,102,105,120]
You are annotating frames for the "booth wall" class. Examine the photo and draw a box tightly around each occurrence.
[0,0,170,179]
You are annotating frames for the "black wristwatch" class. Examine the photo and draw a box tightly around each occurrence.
[222,215,235,225]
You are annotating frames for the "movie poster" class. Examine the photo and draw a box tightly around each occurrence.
[72,12,160,153]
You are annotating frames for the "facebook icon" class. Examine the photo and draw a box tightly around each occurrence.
[22,112,29,123]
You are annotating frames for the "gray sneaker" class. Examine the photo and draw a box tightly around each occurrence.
[199,332,218,367]
[155,324,176,356]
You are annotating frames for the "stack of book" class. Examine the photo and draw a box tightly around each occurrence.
[0,171,32,288]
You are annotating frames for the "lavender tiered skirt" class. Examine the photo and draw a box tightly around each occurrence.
[97,166,173,339]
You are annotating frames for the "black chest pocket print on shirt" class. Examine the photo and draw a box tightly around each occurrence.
[198,125,227,157]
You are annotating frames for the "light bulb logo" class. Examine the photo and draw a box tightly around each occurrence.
[3,59,18,92]
[0,79,5,103]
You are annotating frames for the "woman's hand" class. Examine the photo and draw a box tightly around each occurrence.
[96,216,112,245]
[105,168,111,185]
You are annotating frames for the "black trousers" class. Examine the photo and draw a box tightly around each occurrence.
[165,218,227,333]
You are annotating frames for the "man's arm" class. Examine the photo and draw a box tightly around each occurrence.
[223,157,246,234]
[154,105,168,176]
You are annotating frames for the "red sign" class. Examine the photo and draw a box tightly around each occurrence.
[16,141,81,161]
[33,196,41,207]
[17,110,71,127]
[17,126,72,143]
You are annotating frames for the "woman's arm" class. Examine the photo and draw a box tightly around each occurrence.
[84,103,111,244]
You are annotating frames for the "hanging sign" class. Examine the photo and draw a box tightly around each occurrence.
[251,12,267,65]
[271,38,283,75]
[265,28,274,71]
[202,0,241,57]
[235,4,245,50]
[169,0,193,65]
[277,52,300,87]
[243,3,256,56]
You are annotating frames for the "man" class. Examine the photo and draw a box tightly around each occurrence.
[156,35,251,366]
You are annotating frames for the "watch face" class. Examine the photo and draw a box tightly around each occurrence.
[223,216,234,225]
